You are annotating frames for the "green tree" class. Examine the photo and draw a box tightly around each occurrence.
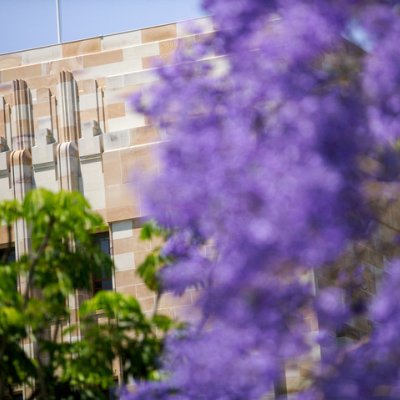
[0,189,172,400]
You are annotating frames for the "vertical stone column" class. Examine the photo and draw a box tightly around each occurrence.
[1,82,36,390]
[56,71,84,338]
[10,80,34,259]
[56,71,81,191]
[12,80,35,150]
[10,149,32,257]
[11,150,33,373]
[56,142,80,191]
[58,71,81,142]
[10,84,34,365]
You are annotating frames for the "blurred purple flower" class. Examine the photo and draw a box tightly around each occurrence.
[126,0,400,398]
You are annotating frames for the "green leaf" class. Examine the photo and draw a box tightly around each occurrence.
[136,250,169,293]
[140,220,167,241]
[152,314,174,331]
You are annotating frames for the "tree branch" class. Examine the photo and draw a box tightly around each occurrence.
[23,219,54,306]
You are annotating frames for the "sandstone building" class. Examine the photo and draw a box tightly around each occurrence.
[0,17,213,395]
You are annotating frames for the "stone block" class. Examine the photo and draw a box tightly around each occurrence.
[114,251,135,271]
[83,188,106,210]
[105,196,140,223]
[62,38,101,57]
[135,283,154,299]
[20,46,62,65]
[103,150,122,186]
[115,269,138,288]
[112,220,133,240]
[80,59,142,80]
[123,69,157,86]
[106,103,125,119]
[117,285,136,297]
[107,113,145,133]
[113,237,136,255]
[0,55,21,69]
[101,30,142,50]
[120,144,159,184]
[83,49,123,68]
[33,168,58,191]
[103,129,135,150]
[79,93,99,110]
[1,64,42,82]
[141,24,177,43]
[123,42,160,59]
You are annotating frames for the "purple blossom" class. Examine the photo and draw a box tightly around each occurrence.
[127,1,400,399]
[305,260,400,399]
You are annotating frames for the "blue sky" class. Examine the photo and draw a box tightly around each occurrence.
[0,0,205,54]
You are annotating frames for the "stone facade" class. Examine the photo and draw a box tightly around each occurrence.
[0,18,212,391]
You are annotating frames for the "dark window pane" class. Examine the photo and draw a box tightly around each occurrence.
[0,246,16,263]
[0,246,17,290]
[93,233,112,294]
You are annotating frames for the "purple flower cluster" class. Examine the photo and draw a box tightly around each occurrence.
[128,1,400,399]
[363,6,400,143]
[302,261,400,400]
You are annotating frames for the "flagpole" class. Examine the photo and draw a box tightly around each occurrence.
[56,0,62,44]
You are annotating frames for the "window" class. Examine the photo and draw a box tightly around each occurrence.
[92,232,113,294]
[0,246,17,290]
[0,245,16,263]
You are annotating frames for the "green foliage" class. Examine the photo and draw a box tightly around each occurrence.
[78,291,165,383]
[137,252,168,293]
[0,190,174,400]
[137,220,170,293]
[139,220,167,241]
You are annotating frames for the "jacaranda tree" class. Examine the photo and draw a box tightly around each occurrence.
[126,1,400,399]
